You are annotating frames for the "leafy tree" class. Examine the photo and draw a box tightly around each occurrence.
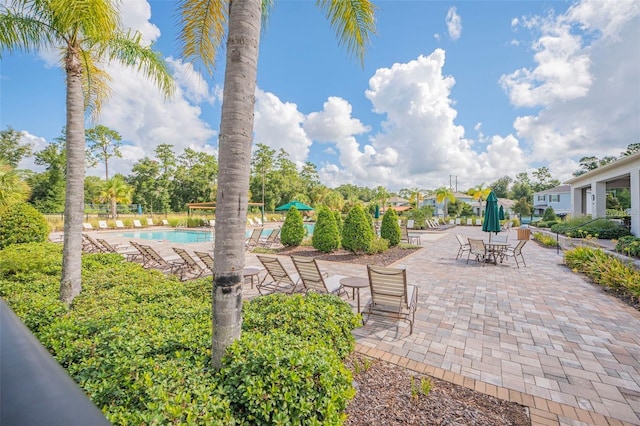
[333,210,343,234]
[532,167,560,192]
[85,124,122,180]
[0,0,174,306]
[250,143,275,211]
[84,176,104,205]
[408,188,426,209]
[342,205,373,253]
[0,126,32,167]
[513,197,532,217]
[324,190,345,212]
[173,148,218,210]
[0,161,30,213]
[128,157,161,213]
[511,172,532,201]
[178,0,375,367]
[98,175,133,218]
[280,206,305,246]
[28,138,66,213]
[312,206,340,253]
[573,155,617,176]
[620,143,640,157]
[380,207,400,246]
[489,176,512,199]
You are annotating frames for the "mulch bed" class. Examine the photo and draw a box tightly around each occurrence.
[276,245,422,266]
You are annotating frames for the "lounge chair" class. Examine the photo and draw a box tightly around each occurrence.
[247,218,256,226]
[400,226,420,245]
[82,234,104,253]
[455,234,471,260]
[455,218,461,225]
[115,220,127,229]
[194,251,262,285]
[254,217,263,226]
[194,251,214,272]
[258,228,280,248]
[245,228,263,251]
[291,256,347,296]
[162,219,170,226]
[501,240,527,268]
[467,239,487,266]
[133,219,144,228]
[364,265,418,335]
[96,238,139,258]
[208,219,215,228]
[172,248,206,280]
[137,244,181,273]
[146,218,155,226]
[82,223,94,231]
[98,220,110,230]
[256,255,301,295]
[126,241,146,263]
[407,219,415,229]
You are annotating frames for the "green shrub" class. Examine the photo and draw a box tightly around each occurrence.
[0,203,50,249]
[380,208,401,246]
[564,246,640,298]
[551,218,631,239]
[333,210,343,234]
[280,206,305,246]
[542,206,557,222]
[616,236,640,258]
[312,206,340,253]
[367,237,389,254]
[342,205,373,253]
[219,332,354,425]
[242,292,360,359]
[532,232,559,248]
[0,242,62,277]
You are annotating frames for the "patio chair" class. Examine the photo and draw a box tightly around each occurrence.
[455,234,471,260]
[138,244,181,273]
[146,218,156,226]
[365,265,418,335]
[256,255,301,295]
[258,228,280,248]
[467,239,487,266]
[254,217,263,226]
[492,234,508,243]
[98,220,110,230]
[400,226,420,245]
[501,221,513,232]
[82,223,94,231]
[82,234,104,253]
[245,228,263,251]
[407,219,415,229]
[132,219,144,228]
[115,220,127,229]
[194,251,214,272]
[96,238,134,256]
[162,219,170,226]
[127,241,146,263]
[172,248,206,280]
[501,240,528,268]
[291,256,347,296]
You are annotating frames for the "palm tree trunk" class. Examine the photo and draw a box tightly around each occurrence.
[60,45,86,306]
[211,0,262,368]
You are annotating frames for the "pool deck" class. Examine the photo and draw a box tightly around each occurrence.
[86,225,640,426]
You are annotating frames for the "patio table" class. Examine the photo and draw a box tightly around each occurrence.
[484,242,509,264]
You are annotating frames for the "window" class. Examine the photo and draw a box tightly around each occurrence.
[549,194,560,202]
[537,195,546,201]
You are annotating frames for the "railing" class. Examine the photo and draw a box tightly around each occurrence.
[1,300,111,425]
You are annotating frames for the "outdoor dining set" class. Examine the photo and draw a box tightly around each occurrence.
[455,234,527,268]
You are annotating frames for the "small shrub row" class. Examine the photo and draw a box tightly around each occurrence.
[380,208,400,247]
[532,232,559,248]
[551,219,631,239]
[615,236,640,258]
[342,205,374,253]
[312,206,340,253]
[564,246,640,299]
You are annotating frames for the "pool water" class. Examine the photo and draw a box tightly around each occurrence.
[116,224,315,244]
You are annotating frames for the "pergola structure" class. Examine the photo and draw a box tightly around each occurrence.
[565,152,640,236]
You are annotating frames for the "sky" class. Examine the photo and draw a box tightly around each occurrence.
[1,0,639,192]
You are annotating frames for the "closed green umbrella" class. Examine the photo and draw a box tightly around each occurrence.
[482,191,501,241]
[275,200,313,211]
[374,204,380,219]
[499,205,505,221]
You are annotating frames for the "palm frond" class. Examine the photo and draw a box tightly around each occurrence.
[316,0,376,66]
[0,10,58,57]
[48,0,118,42]
[99,31,176,99]
[177,0,227,76]
[79,48,111,118]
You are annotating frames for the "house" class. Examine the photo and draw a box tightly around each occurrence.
[532,185,572,216]
[565,152,640,236]
[423,192,474,217]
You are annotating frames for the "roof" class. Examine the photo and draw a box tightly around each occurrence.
[388,195,409,204]
[387,205,412,212]
[533,184,571,195]
[565,152,640,184]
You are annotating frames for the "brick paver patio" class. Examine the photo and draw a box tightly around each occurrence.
[94,225,640,425]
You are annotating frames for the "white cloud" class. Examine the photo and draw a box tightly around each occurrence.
[117,0,161,45]
[17,131,48,172]
[446,7,462,41]
[253,89,311,165]
[166,56,216,105]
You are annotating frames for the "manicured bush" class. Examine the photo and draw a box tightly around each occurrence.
[333,210,343,234]
[342,205,373,253]
[616,236,640,258]
[551,218,631,239]
[280,206,305,246]
[542,206,557,222]
[219,332,354,425]
[242,292,360,359]
[532,232,559,248]
[380,208,401,246]
[312,206,340,253]
[367,237,390,254]
[0,203,50,249]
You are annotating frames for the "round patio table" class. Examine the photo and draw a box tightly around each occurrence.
[339,277,369,313]
[243,267,263,288]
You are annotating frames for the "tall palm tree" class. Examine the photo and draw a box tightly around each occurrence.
[0,0,174,305]
[178,0,376,367]
[468,183,492,217]
[435,187,456,218]
[99,175,132,219]
[0,161,30,213]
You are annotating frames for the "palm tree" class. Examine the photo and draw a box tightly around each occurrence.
[408,188,427,209]
[435,187,456,218]
[178,0,376,367]
[0,161,30,213]
[468,183,492,217]
[99,175,132,219]
[0,1,174,306]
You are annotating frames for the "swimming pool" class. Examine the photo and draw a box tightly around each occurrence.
[115,224,315,244]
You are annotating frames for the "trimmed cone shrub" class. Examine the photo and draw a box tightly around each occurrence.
[542,206,557,222]
[0,203,50,249]
[280,206,305,246]
[333,210,343,234]
[342,205,373,253]
[312,206,340,253]
[380,208,401,246]
[219,332,354,425]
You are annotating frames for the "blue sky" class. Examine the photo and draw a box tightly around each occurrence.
[1,0,639,192]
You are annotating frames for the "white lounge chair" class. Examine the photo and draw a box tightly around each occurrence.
[98,220,110,230]
[146,218,155,226]
[83,223,94,231]
[133,219,144,228]
[115,220,127,229]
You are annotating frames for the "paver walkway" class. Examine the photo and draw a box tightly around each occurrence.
[92,225,640,425]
